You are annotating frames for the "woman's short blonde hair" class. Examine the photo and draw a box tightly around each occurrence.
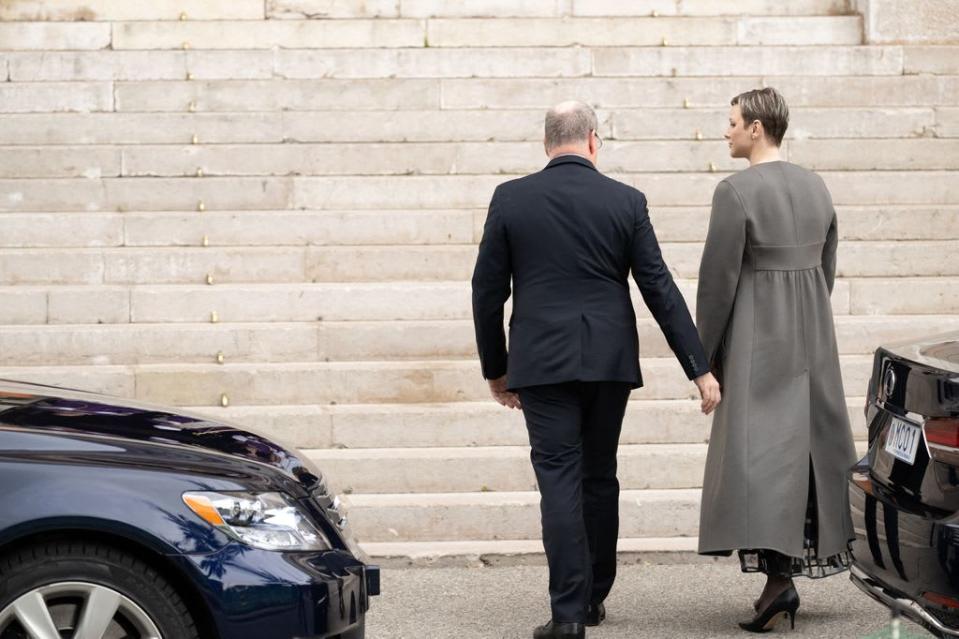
[731,87,789,146]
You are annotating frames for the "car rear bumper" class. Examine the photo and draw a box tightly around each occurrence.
[849,473,959,638]
[851,565,959,638]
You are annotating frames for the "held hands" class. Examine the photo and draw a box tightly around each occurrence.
[694,372,721,415]
[488,375,522,410]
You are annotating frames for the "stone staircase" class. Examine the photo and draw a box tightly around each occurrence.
[1,0,958,563]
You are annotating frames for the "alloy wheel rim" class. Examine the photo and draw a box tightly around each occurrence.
[0,581,162,639]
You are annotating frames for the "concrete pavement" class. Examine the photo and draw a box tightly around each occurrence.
[366,559,932,639]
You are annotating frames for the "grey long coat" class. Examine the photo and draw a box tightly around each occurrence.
[696,161,857,559]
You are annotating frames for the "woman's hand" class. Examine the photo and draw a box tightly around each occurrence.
[694,372,722,415]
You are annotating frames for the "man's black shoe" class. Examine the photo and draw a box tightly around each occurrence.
[532,620,585,639]
[586,603,606,627]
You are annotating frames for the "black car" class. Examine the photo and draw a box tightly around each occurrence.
[0,379,379,639]
[849,331,959,637]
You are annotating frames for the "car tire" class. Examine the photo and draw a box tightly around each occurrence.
[0,541,199,639]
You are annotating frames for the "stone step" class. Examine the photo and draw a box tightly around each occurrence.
[0,0,264,21]
[0,108,945,145]
[905,47,959,75]
[613,108,943,140]
[7,139,956,179]
[195,397,869,450]
[2,171,954,212]
[7,45,907,82]
[7,274,958,327]
[343,489,702,542]
[940,108,959,137]
[424,16,862,47]
[113,20,427,50]
[0,23,111,50]
[26,16,858,51]
[0,82,114,114]
[308,441,866,495]
[1,240,954,284]
[0,279,853,324]
[2,206,957,250]
[569,0,855,18]
[437,76,959,110]
[4,80,958,118]
[268,0,855,19]
[789,139,959,171]
[314,240,959,280]
[646,206,959,242]
[359,537,700,566]
[306,444,708,493]
[0,355,875,406]
[0,315,951,366]
[104,76,959,115]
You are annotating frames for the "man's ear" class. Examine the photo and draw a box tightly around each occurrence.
[543,139,550,156]
[751,120,763,139]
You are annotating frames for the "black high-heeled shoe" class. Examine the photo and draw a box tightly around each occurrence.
[739,587,800,633]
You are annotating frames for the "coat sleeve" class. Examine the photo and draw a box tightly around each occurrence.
[696,180,747,372]
[471,187,512,380]
[822,211,838,295]
[631,193,710,381]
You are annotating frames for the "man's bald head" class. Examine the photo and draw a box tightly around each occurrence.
[544,101,598,154]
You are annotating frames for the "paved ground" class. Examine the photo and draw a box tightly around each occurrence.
[366,560,933,639]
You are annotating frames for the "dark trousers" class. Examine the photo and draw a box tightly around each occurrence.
[518,381,632,623]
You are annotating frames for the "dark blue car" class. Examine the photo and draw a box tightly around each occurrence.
[0,379,378,639]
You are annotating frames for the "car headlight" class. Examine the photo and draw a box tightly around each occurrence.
[183,491,331,551]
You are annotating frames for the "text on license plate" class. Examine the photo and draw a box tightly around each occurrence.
[885,417,922,465]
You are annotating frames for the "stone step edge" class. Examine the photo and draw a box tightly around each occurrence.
[360,537,720,568]
[302,440,868,460]
[189,397,867,413]
[304,443,706,459]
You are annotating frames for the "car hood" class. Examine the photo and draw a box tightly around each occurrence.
[884,330,959,376]
[0,379,325,494]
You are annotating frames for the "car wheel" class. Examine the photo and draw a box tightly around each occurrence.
[0,542,199,639]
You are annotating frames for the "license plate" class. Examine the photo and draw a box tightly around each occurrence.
[885,417,922,465]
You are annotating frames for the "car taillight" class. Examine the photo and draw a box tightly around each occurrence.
[926,418,959,447]
[924,418,959,464]
[923,591,959,609]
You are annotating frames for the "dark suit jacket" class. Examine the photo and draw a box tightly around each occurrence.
[471,154,709,390]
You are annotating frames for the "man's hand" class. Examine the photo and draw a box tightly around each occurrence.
[488,375,521,410]
[694,372,721,415]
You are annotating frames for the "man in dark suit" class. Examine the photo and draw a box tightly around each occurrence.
[472,101,721,639]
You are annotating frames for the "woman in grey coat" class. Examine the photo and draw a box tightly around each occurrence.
[696,88,857,633]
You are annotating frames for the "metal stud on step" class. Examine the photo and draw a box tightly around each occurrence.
[179,11,188,21]
[202,235,209,247]
[210,311,219,323]
[695,130,703,141]
[216,351,225,365]
[191,134,199,145]
[683,97,691,109]
[197,200,205,212]
[220,394,229,408]
[206,273,214,285]
[196,168,204,177]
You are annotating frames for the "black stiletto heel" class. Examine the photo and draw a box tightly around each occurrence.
[739,587,800,633]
